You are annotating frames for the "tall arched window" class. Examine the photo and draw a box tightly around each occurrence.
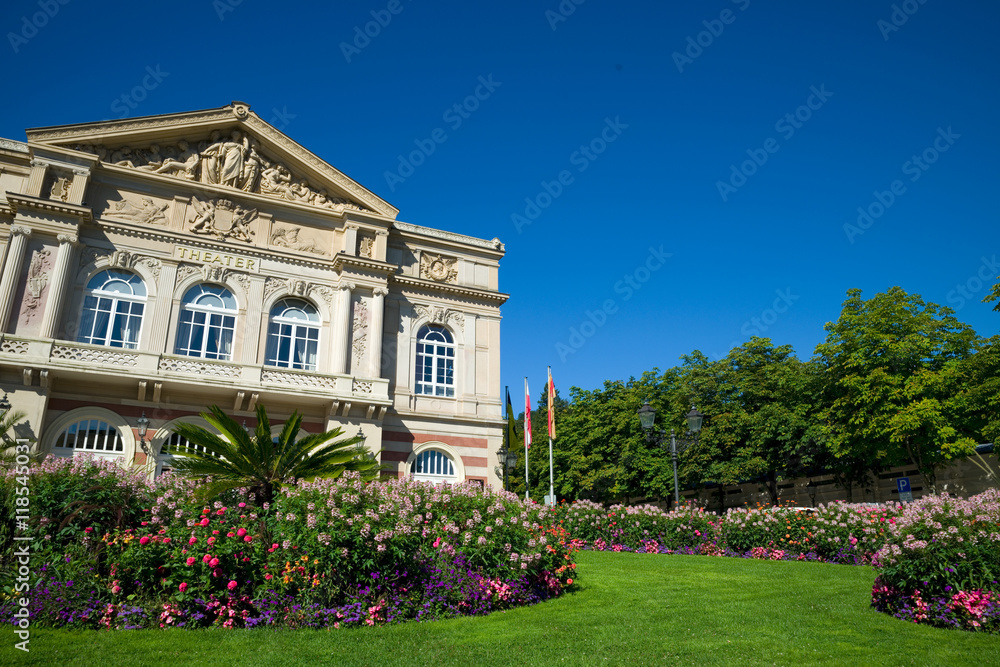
[265,298,320,370]
[52,416,125,459]
[415,325,455,397]
[175,284,238,360]
[411,449,457,484]
[77,269,147,349]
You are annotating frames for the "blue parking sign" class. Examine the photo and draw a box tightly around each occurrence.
[897,477,913,502]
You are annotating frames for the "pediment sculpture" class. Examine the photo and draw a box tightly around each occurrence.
[71,130,369,213]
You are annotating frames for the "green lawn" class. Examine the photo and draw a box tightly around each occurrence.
[5,551,998,666]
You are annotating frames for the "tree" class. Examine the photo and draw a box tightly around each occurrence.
[167,404,382,506]
[815,287,979,493]
[984,279,1000,312]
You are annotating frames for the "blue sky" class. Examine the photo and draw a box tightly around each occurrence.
[2,0,998,405]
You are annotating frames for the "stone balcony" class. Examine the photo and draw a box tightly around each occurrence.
[0,334,390,418]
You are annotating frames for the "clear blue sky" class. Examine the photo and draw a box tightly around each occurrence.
[2,0,998,406]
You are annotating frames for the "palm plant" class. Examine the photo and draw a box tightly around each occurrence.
[166,404,382,506]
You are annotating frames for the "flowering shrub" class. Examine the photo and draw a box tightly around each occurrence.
[550,500,714,552]
[719,502,899,562]
[869,489,1000,631]
[1,469,577,630]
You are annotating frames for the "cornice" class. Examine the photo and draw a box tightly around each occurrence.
[332,253,397,276]
[392,221,504,255]
[7,194,93,223]
[0,138,28,154]
[392,274,509,306]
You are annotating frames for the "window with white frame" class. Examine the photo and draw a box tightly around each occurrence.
[415,325,455,397]
[52,417,125,459]
[77,269,147,349]
[156,431,218,477]
[265,298,320,371]
[411,448,457,484]
[175,284,238,361]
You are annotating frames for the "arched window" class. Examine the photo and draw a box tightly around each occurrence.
[415,325,455,397]
[77,269,147,349]
[52,417,125,459]
[175,284,238,361]
[265,298,320,371]
[411,448,457,484]
[156,432,217,477]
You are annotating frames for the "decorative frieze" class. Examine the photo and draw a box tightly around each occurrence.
[420,253,458,283]
[102,195,169,225]
[188,196,255,242]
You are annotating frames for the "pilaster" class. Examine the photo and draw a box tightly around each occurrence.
[0,225,31,332]
[39,233,78,339]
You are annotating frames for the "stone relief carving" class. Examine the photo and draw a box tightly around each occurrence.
[80,248,162,281]
[72,130,369,213]
[359,235,375,259]
[203,265,228,283]
[310,285,333,305]
[49,177,70,202]
[414,304,465,332]
[188,196,255,242]
[176,263,202,284]
[352,299,369,367]
[229,272,250,294]
[270,225,328,256]
[23,249,52,321]
[102,195,169,225]
[420,253,458,283]
[263,276,286,300]
[288,279,309,297]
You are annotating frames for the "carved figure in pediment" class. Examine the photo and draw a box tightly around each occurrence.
[110,146,135,168]
[260,164,293,199]
[153,140,200,179]
[134,144,163,171]
[103,196,169,225]
[240,140,264,192]
[198,131,224,184]
[219,131,248,188]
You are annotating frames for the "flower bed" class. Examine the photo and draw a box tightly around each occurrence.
[0,460,577,630]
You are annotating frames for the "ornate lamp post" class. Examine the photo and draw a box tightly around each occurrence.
[807,479,817,507]
[638,402,703,505]
[496,444,519,491]
[136,411,150,454]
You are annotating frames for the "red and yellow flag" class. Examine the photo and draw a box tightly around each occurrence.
[547,366,556,440]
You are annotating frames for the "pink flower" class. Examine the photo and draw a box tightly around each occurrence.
[227,580,237,590]
[112,585,121,594]
[189,537,197,545]
[209,558,220,568]
[227,532,235,538]
[244,536,253,543]
[237,528,247,538]
[207,537,216,545]
[212,530,220,535]
[186,557,196,566]
[199,519,209,527]
[265,574,273,580]
[202,554,212,563]
[163,538,171,544]
[84,527,93,533]
[139,536,150,546]
[179,583,188,593]
[217,509,226,515]
[238,502,246,508]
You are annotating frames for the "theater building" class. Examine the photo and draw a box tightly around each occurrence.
[0,102,507,488]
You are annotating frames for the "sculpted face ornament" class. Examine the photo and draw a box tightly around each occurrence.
[421,253,458,283]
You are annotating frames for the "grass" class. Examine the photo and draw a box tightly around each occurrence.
[6,551,998,666]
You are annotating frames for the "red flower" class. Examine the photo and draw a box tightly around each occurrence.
[179,583,188,593]
[84,527,93,534]
[139,536,150,546]
[227,580,237,590]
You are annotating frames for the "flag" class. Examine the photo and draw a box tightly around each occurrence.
[524,377,532,450]
[547,366,556,440]
[505,387,519,449]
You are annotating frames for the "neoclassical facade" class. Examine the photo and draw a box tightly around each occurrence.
[0,103,507,488]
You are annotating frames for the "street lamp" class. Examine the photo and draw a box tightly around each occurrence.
[496,444,519,491]
[356,428,366,448]
[807,479,817,507]
[638,402,703,505]
[0,393,10,412]
[136,411,150,453]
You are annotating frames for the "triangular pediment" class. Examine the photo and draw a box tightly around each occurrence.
[25,102,398,219]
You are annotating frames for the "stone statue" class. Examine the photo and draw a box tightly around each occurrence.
[154,140,200,179]
[218,130,247,188]
[198,131,223,184]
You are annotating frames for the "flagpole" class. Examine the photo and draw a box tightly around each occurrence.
[524,377,531,501]
[547,366,554,505]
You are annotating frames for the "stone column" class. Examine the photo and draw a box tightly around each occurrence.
[369,287,388,378]
[240,275,265,364]
[0,225,32,332]
[146,262,178,353]
[39,233,78,339]
[343,224,359,256]
[330,282,354,374]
